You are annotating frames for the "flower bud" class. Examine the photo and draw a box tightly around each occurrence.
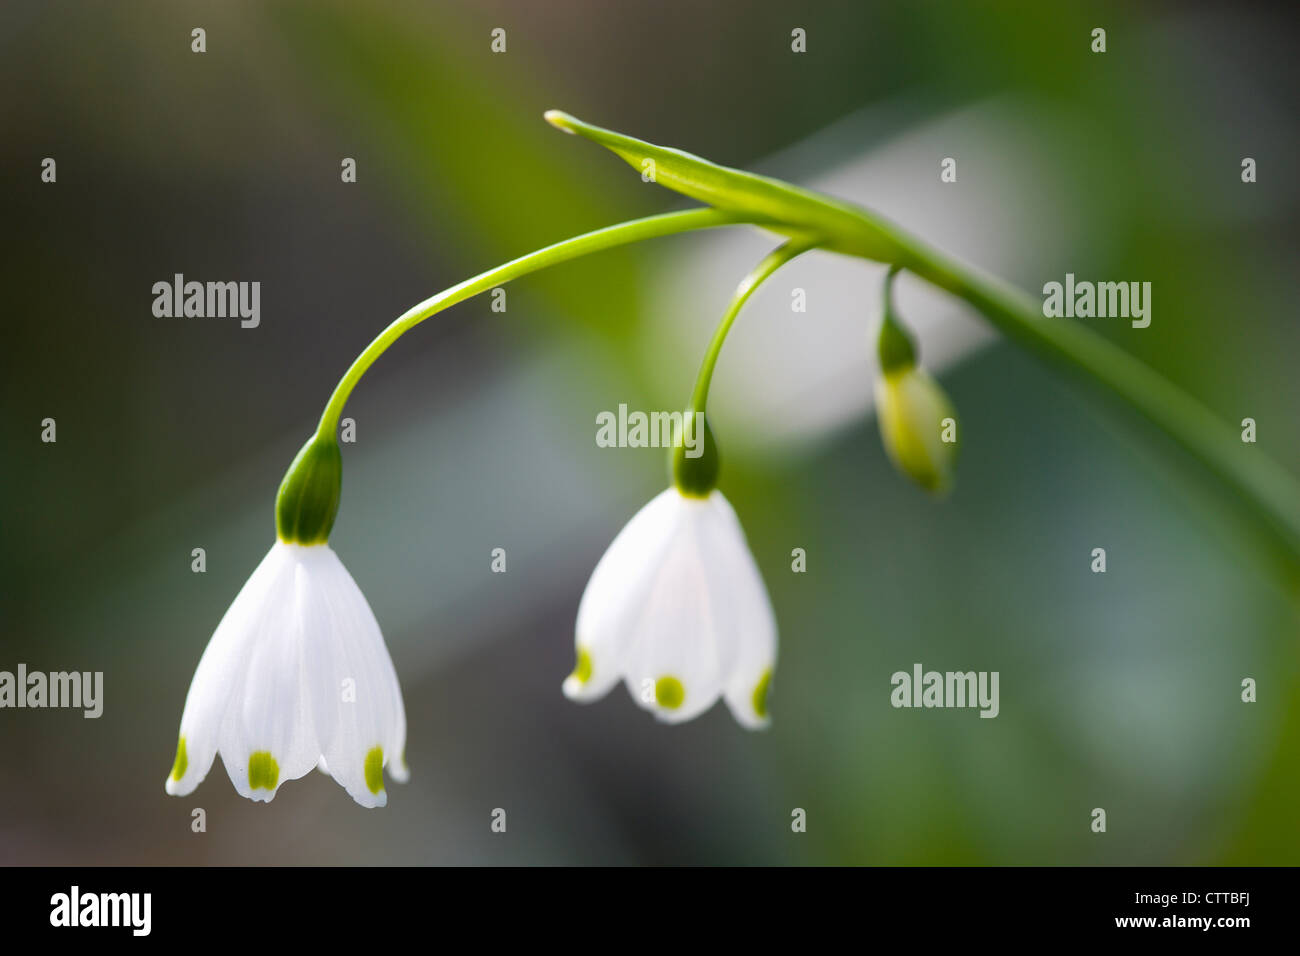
[875,367,959,495]
[875,266,958,494]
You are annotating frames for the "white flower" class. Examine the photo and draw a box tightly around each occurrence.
[563,487,777,728]
[165,541,408,808]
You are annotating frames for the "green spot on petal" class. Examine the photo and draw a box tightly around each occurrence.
[571,648,593,685]
[752,669,772,719]
[655,676,685,709]
[364,746,385,795]
[248,751,279,791]
[170,737,188,781]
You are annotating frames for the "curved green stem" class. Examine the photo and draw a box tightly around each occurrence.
[884,231,1300,566]
[687,237,819,417]
[315,207,753,437]
[312,109,1300,570]
[877,264,916,374]
[551,110,1300,568]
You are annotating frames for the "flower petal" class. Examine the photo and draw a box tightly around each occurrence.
[166,543,291,797]
[311,546,404,808]
[702,495,779,729]
[565,488,685,702]
[619,494,727,723]
[216,544,324,802]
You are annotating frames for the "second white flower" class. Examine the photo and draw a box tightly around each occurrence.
[563,487,777,728]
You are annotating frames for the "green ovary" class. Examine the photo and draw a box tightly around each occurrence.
[248,751,280,791]
[655,676,686,709]
[364,747,385,795]
[171,737,188,781]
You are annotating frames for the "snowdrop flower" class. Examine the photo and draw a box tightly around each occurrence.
[564,426,777,728]
[875,267,959,494]
[165,435,408,807]
[561,240,810,730]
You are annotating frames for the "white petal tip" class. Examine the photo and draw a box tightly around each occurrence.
[651,707,697,725]
[734,713,772,731]
[562,675,588,700]
[563,672,613,704]
[350,789,387,809]
[725,671,775,730]
[165,761,205,797]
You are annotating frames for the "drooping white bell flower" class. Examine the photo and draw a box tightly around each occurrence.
[165,540,408,808]
[563,486,777,728]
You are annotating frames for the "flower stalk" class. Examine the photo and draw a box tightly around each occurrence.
[313,206,753,440]
[903,243,1300,566]
[548,111,1300,570]
[672,237,819,496]
[876,265,916,375]
[314,111,1300,569]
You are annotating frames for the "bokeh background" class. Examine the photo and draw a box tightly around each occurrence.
[2,0,1298,864]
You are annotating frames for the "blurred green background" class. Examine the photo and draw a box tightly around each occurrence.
[2,0,1297,864]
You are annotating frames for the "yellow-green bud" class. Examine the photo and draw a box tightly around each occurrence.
[874,267,959,493]
[875,367,959,495]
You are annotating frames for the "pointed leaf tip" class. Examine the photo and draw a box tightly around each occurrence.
[543,109,578,133]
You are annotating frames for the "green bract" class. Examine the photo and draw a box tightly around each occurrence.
[544,110,908,262]
[275,434,343,545]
